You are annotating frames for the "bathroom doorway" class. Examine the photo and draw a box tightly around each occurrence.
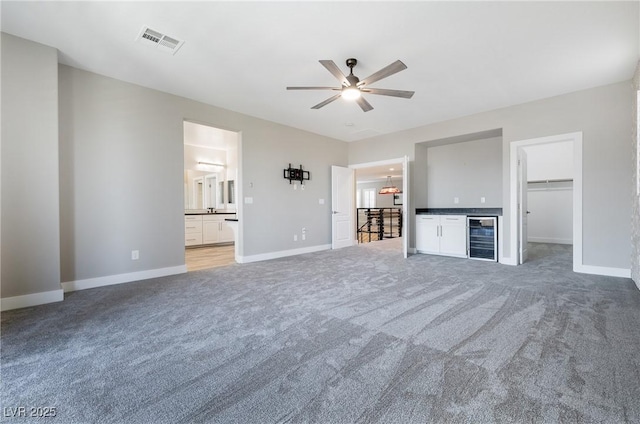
[183,120,239,270]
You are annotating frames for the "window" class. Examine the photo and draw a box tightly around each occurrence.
[362,188,376,208]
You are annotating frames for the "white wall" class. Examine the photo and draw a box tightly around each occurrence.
[524,141,573,245]
[527,182,573,244]
[183,144,226,172]
[1,34,61,302]
[524,141,573,181]
[356,181,403,208]
[632,62,639,287]
[349,81,633,271]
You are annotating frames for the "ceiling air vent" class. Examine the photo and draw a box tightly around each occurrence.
[136,26,184,55]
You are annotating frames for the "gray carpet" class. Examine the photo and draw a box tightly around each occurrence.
[2,241,639,423]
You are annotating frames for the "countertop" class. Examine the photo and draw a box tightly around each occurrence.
[185,211,237,215]
[416,208,502,216]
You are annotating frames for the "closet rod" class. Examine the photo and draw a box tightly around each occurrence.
[527,178,573,184]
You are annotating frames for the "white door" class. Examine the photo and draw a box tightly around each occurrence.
[518,148,529,264]
[402,156,409,258]
[331,165,355,249]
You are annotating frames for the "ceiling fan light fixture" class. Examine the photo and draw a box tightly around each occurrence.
[287,58,414,111]
[341,86,361,100]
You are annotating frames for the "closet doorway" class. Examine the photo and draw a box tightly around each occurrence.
[510,132,582,270]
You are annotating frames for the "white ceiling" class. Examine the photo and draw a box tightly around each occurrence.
[183,121,236,150]
[2,1,638,142]
[356,163,403,183]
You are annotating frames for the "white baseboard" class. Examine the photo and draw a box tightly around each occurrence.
[237,244,331,264]
[1,289,64,311]
[61,265,187,293]
[574,264,631,278]
[500,256,517,266]
[528,237,572,245]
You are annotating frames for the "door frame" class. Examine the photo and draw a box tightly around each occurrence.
[517,148,528,264]
[350,156,409,258]
[183,119,243,264]
[509,132,582,270]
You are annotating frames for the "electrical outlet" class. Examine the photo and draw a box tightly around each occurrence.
[481,197,486,204]
[293,183,297,190]
[319,199,325,205]
[293,234,298,241]
[131,250,139,260]
[454,197,459,204]
[302,227,306,240]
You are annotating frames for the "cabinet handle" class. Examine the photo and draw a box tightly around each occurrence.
[186,238,197,241]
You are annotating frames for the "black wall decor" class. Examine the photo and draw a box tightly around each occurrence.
[284,163,310,185]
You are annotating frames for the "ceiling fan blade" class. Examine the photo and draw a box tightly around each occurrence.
[311,93,342,109]
[361,88,415,99]
[319,60,349,86]
[287,86,341,91]
[355,96,374,112]
[358,60,407,87]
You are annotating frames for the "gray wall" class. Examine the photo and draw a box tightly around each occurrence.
[57,64,346,282]
[425,136,502,208]
[1,34,61,298]
[58,65,186,282]
[239,128,346,256]
[349,81,633,270]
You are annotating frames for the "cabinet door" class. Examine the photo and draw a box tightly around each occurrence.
[416,215,439,253]
[218,221,235,243]
[439,215,467,257]
[203,221,220,244]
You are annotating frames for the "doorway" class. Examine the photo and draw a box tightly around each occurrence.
[349,157,409,258]
[510,132,582,270]
[183,120,240,270]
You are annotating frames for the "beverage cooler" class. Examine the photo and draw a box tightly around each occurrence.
[467,217,497,261]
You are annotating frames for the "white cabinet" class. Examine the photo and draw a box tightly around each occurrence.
[416,215,440,253]
[416,214,467,258]
[185,215,203,246]
[186,214,236,246]
[203,215,235,244]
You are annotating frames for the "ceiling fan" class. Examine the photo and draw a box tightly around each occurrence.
[286,58,415,112]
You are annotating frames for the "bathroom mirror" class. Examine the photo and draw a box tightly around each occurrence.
[185,172,225,210]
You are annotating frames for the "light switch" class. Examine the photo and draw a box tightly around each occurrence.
[319,199,325,205]
[244,197,253,204]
